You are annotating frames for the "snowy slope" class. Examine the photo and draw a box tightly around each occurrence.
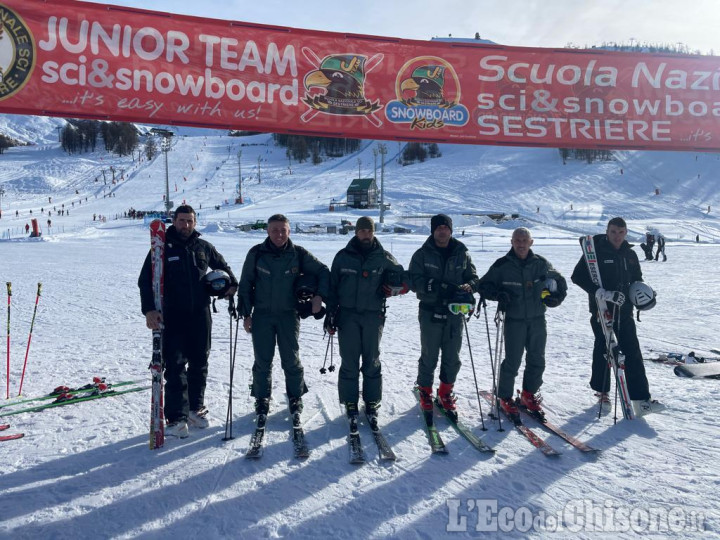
[0,113,719,539]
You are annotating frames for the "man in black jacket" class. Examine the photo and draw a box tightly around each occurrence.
[139,205,237,438]
[571,217,660,414]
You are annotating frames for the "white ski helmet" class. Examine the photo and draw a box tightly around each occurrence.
[203,270,232,296]
[628,281,656,311]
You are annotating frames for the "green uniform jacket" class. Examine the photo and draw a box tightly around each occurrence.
[408,236,479,309]
[327,237,405,314]
[237,238,329,317]
[478,249,566,320]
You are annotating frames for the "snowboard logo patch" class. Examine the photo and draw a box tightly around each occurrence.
[385,56,469,130]
[0,4,35,101]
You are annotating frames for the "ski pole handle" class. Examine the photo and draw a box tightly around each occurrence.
[6,282,10,296]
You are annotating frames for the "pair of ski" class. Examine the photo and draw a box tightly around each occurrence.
[479,390,598,456]
[413,388,495,455]
[0,383,148,417]
[246,408,310,460]
[0,423,24,442]
[0,378,143,410]
[346,409,396,464]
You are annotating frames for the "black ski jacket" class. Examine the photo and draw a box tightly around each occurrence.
[571,233,642,317]
[138,226,237,315]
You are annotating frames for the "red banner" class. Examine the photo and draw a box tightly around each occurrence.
[1,0,719,151]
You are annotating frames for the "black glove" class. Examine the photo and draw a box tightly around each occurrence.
[313,305,327,320]
[542,293,562,308]
[296,298,313,319]
[497,289,511,312]
[323,313,337,335]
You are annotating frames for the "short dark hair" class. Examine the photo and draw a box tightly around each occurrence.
[607,217,627,230]
[268,214,289,225]
[174,205,196,218]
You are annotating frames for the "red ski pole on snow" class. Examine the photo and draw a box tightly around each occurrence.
[18,283,41,397]
[6,282,11,399]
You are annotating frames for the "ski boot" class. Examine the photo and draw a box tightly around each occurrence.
[519,389,545,421]
[416,385,434,412]
[189,405,210,428]
[499,397,521,424]
[436,382,458,422]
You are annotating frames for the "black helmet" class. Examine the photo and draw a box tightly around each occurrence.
[383,270,404,287]
[295,273,318,300]
[203,270,232,297]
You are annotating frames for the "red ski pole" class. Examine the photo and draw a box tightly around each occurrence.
[18,283,41,397]
[6,282,11,400]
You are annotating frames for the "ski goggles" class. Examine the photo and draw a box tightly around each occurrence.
[448,303,475,315]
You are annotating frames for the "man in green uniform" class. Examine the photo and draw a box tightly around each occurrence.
[325,216,408,420]
[478,227,566,419]
[409,214,479,415]
[238,214,329,415]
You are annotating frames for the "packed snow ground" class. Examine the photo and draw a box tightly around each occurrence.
[0,116,718,539]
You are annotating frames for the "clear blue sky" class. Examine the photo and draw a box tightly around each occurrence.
[79,0,720,53]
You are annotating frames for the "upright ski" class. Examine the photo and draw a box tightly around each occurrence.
[149,219,166,450]
[245,414,267,459]
[413,388,448,454]
[364,411,396,461]
[434,398,495,454]
[580,235,634,421]
[479,391,561,457]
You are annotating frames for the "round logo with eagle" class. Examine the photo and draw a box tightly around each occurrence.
[385,56,469,130]
[0,3,35,101]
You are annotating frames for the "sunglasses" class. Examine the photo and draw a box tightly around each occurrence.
[448,303,475,315]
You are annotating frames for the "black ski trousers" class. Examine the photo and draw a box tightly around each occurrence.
[590,315,650,401]
[163,307,211,423]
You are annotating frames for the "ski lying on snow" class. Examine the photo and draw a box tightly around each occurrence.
[0,386,149,417]
[347,414,366,464]
[433,398,495,454]
[291,412,310,459]
[479,391,561,457]
[0,424,9,431]
[515,402,599,453]
[365,412,396,461]
[412,388,448,454]
[0,433,24,442]
[245,414,267,459]
[0,379,144,410]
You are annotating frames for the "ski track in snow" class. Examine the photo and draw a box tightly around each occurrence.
[0,123,718,539]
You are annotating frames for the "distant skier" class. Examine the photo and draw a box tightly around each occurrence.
[640,231,655,260]
[408,214,479,417]
[325,216,408,422]
[654,233,667,262]
[237,214,329,418]
[571,217,662,414]
[478,227,567,420]
[138,204,238,438]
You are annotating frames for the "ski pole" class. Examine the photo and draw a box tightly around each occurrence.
[223,297,240,441]
[6,282,10,400]
[462,316,486,431]
[481,298,502,431]
[492,306,506,431]
[319,332,335,374]
[17,283,42,397]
